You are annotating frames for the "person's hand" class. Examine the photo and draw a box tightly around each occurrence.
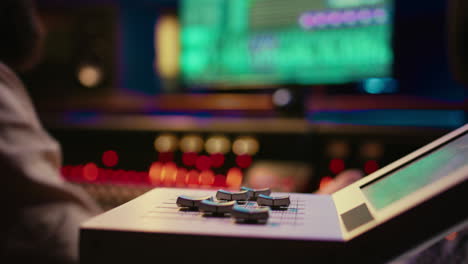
[315,169,363,195]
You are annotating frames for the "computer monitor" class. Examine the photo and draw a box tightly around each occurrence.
[180,0,395,89]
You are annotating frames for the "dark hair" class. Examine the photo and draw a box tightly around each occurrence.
[0,0,43,71]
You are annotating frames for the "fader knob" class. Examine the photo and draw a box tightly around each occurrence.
[199,200,235,216]
[176,195,213,209]
[216,190,249,201]
[231,206,269,223]
[240,187,271,201]
[256,194,290,208]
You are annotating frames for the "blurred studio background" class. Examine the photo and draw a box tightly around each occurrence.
[24,0,467,210]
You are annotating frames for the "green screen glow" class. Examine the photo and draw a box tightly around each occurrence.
[362,132,468,211]
[181,0,394,87]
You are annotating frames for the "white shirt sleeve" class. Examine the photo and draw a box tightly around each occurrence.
[0,62,101,263]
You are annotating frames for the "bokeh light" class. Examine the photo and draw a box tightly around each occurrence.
[213,174,226,187]
[180,134,204,153]
[272,88,292,107]
[156,15,180,79]
[327,140,350,158]
[232,136,259,156]
[161,162,177,185]
[210,153,225,168]
[226,167,243,188]
[102,150,119,167]
[199,170,215,186]
[154,133,178,152]
[83,162,99,182]
[158,152,174,163]
[182,152,198,166]
[77,64,103,88]
[205,135,231,154]
[364,160,380,174]
[175,168,188,186]
[329,158,345,174]
[149,162,163,185]
[236,154,252,169]
[195,155,212,171]
[319,176,334,192]
[186,170,200,186]
[361,142,384,159]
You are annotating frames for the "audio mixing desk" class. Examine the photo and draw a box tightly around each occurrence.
[80,124,468,263]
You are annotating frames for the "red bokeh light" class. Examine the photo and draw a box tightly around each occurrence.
[235,154,252,169]
[102,150,119,167]
[186,170,200,185]
[61,166,71,179]
[329,158,345,174]
[364,160,379,174]
[128,171,143,184]
[196,155,212,171]
[98,168,109,182]
[122,171,135,183]
[158,152,174,163]
[139,171,150,184]
[182,152,198,166]
[83,163,99,182]
[175,168,188,186]
[210,153,225,168]
[213,174,226,187]
[62,165,149,185]
[69,165,83,180]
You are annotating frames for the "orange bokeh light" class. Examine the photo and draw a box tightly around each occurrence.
[199,170,215,186]
[226,167,243,188]
[319,176,334,191]
[149,162,163,185]
[161,162,177,185]
[175,168,188,186]
[186,170,200,186]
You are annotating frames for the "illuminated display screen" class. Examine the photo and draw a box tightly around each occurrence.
[362,132,468,211]
[180,0,394,87]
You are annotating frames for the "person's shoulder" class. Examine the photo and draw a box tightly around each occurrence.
[0,61,38,123]
[0,62,23,89]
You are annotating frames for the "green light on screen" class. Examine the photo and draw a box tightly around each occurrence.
[328,0,385,9]
[181,0,394,87]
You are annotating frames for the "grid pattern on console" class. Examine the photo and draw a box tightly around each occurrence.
[141,194,306,226]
